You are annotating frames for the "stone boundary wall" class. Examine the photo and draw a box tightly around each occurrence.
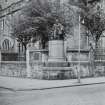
[0,61,44,78]
[29,61,92,79]
[0,61,104,79]
[0,61,27,77]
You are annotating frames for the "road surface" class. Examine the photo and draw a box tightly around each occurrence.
[0,84,105,105]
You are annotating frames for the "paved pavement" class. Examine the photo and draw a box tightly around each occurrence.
[0,76,105,91]
[0,83,105,105]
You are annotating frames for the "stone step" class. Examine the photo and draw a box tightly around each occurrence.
[44,62,70,67]
[42,67,73,71]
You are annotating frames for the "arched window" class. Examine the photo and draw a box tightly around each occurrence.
[2,39,12,51]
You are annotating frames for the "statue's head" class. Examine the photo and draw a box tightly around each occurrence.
[55,19,59,24]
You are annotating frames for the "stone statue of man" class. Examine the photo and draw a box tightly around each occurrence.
[52,19,65,40]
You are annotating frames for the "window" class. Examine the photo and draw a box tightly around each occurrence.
[2,39,12,51]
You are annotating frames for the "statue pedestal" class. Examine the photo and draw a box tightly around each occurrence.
[48,40,65,62]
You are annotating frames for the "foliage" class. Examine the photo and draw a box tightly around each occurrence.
[83,10,105,42]
[12,0,53,49]
[69,0,105,43]
[12,0,76,49]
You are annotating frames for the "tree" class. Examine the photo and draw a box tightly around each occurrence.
[69,0,105,48]
[12,0,53,50]
[12,0,75,50]
[12,0,61,49]
[12,15,35,51]
[83,5,105,42]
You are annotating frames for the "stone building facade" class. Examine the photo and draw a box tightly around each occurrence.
[0,0,27,60]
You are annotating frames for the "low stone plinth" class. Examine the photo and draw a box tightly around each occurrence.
[42,67,72,71]
[41,67,73,80]
[44,61,69,67]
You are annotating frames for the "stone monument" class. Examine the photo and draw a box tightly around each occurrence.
[48,19,65,62]
[42,19,72,80]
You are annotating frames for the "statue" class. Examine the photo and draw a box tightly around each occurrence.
[49,19,65,40]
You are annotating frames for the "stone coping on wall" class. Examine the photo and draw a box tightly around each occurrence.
[68,61,89,63]
[67,48,90,53]
[0,51,18,53]
[27,48,89,53]
[27,48,48,52]
[26,48,90,54]
[0,61,26,64]
[42,67,73,71]
[29,61,90,64]
[42,61,89,63]
[0,61,90,64]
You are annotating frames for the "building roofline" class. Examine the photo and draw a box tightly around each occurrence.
[0,0,25,18]
[0,0,24,12]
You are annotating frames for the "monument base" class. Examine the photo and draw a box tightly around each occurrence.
[48,40,65,62]
[48,58,65,62]
[41,66,72,80]
[40,40,71,80]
